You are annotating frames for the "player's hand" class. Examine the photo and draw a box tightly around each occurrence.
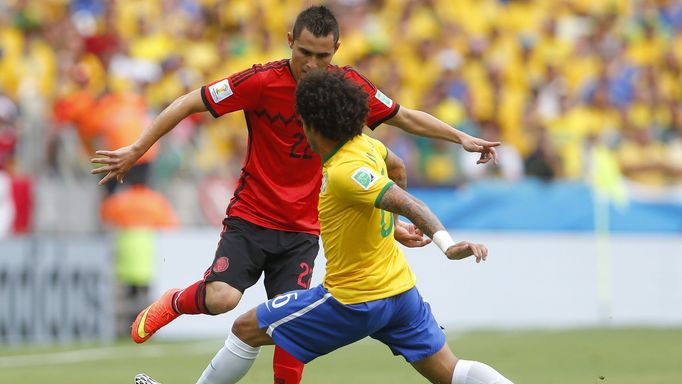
[445,241,488,262]
[460,136,500,165]
[90,145,141,185]
[394,220,432,248]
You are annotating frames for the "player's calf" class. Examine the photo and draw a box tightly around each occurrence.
[196,330,261,384]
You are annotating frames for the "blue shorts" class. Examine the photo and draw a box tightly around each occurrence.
[256,284,446,363]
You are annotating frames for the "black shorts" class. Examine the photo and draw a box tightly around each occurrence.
[204,216,319,299]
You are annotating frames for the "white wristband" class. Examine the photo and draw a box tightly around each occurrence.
[432,230,456,253]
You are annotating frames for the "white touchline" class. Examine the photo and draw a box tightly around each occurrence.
[0,340,219,368]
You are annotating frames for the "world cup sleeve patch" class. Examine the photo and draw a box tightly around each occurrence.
[351,167,378,190]
[209,79,233,103]
[375,89,393,108]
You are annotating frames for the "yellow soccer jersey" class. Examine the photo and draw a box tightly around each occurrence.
[319,134,416,304]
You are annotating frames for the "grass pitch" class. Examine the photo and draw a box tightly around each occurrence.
[1,328,681,383]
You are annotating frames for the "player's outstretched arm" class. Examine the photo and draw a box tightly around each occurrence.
[90,88,207,185]
[376,184,487,262]
[386,107,499,165]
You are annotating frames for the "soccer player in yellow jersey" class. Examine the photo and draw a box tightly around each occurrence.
[135,70,513,384]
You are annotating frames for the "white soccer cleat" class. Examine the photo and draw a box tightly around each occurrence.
[135,373,161,384]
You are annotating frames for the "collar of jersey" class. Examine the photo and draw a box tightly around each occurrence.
[322,139,350,164]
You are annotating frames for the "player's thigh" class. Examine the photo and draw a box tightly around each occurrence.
[410,343,458,384]
[263,231,319,299]
[371,287,447,363]
[255,285,369,363]
[204,217,269,293]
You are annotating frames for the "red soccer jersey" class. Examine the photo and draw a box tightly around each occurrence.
[201,59,399,235]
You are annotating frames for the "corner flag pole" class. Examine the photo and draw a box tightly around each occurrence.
[593,190,612,324]
[590,144,627,325]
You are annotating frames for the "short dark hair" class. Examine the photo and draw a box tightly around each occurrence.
[296,70,369,142]
[292,5,339,44]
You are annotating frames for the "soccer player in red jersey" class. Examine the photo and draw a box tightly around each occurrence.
[91,6,500,384]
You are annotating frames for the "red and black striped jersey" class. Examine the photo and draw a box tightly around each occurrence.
[201,59,400,235]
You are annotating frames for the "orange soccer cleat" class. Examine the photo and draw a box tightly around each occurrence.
[131,288,182,343]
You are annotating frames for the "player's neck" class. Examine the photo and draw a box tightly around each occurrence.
[318,138,347,164]
[307,128,346,162]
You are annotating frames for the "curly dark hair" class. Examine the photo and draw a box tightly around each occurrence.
[295,70,369,142]
[292,5,339,44]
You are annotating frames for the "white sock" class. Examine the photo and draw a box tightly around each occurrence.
[196,331,261,384]
[452,359,514,384]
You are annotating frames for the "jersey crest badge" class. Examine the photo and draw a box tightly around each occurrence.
[351,167,378,190]
[212,256,229,273]
[375,90,393,108]
[209,79,233,103]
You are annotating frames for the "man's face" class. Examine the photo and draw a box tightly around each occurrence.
[288,28,339,81]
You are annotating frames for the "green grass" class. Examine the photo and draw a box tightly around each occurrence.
[1,328,681,383]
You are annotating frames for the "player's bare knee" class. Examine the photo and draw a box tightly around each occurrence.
[205,282,242,314]
[232,310,267,347]
[231,313,251,337]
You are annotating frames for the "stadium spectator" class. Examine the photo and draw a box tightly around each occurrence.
[83,90,159,196]
[0,0,678,235]
[0,0,682,198]
[0,93,18,172]
[100,170,178,337]
[665,102,682,188]
[525,125,561,182]
[0,93,19,236]
[461,119,524,182]
[91,6,499,384]
[616,124,668,188]
[0,171,12,238]
[419,138,462,186]
[49,55,100,179]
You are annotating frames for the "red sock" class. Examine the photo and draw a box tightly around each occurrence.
[172,280,211,315]
[273,346,304,384]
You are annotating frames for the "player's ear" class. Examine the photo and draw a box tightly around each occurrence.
[287,32,294,48]
[334,41,340,52]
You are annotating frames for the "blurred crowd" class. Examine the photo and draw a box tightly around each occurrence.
[1,0,682,231]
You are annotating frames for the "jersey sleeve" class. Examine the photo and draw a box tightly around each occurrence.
[343,67,400,130]
[201,66,264,118]
[365,135,389,160]
[328,160,395,208]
